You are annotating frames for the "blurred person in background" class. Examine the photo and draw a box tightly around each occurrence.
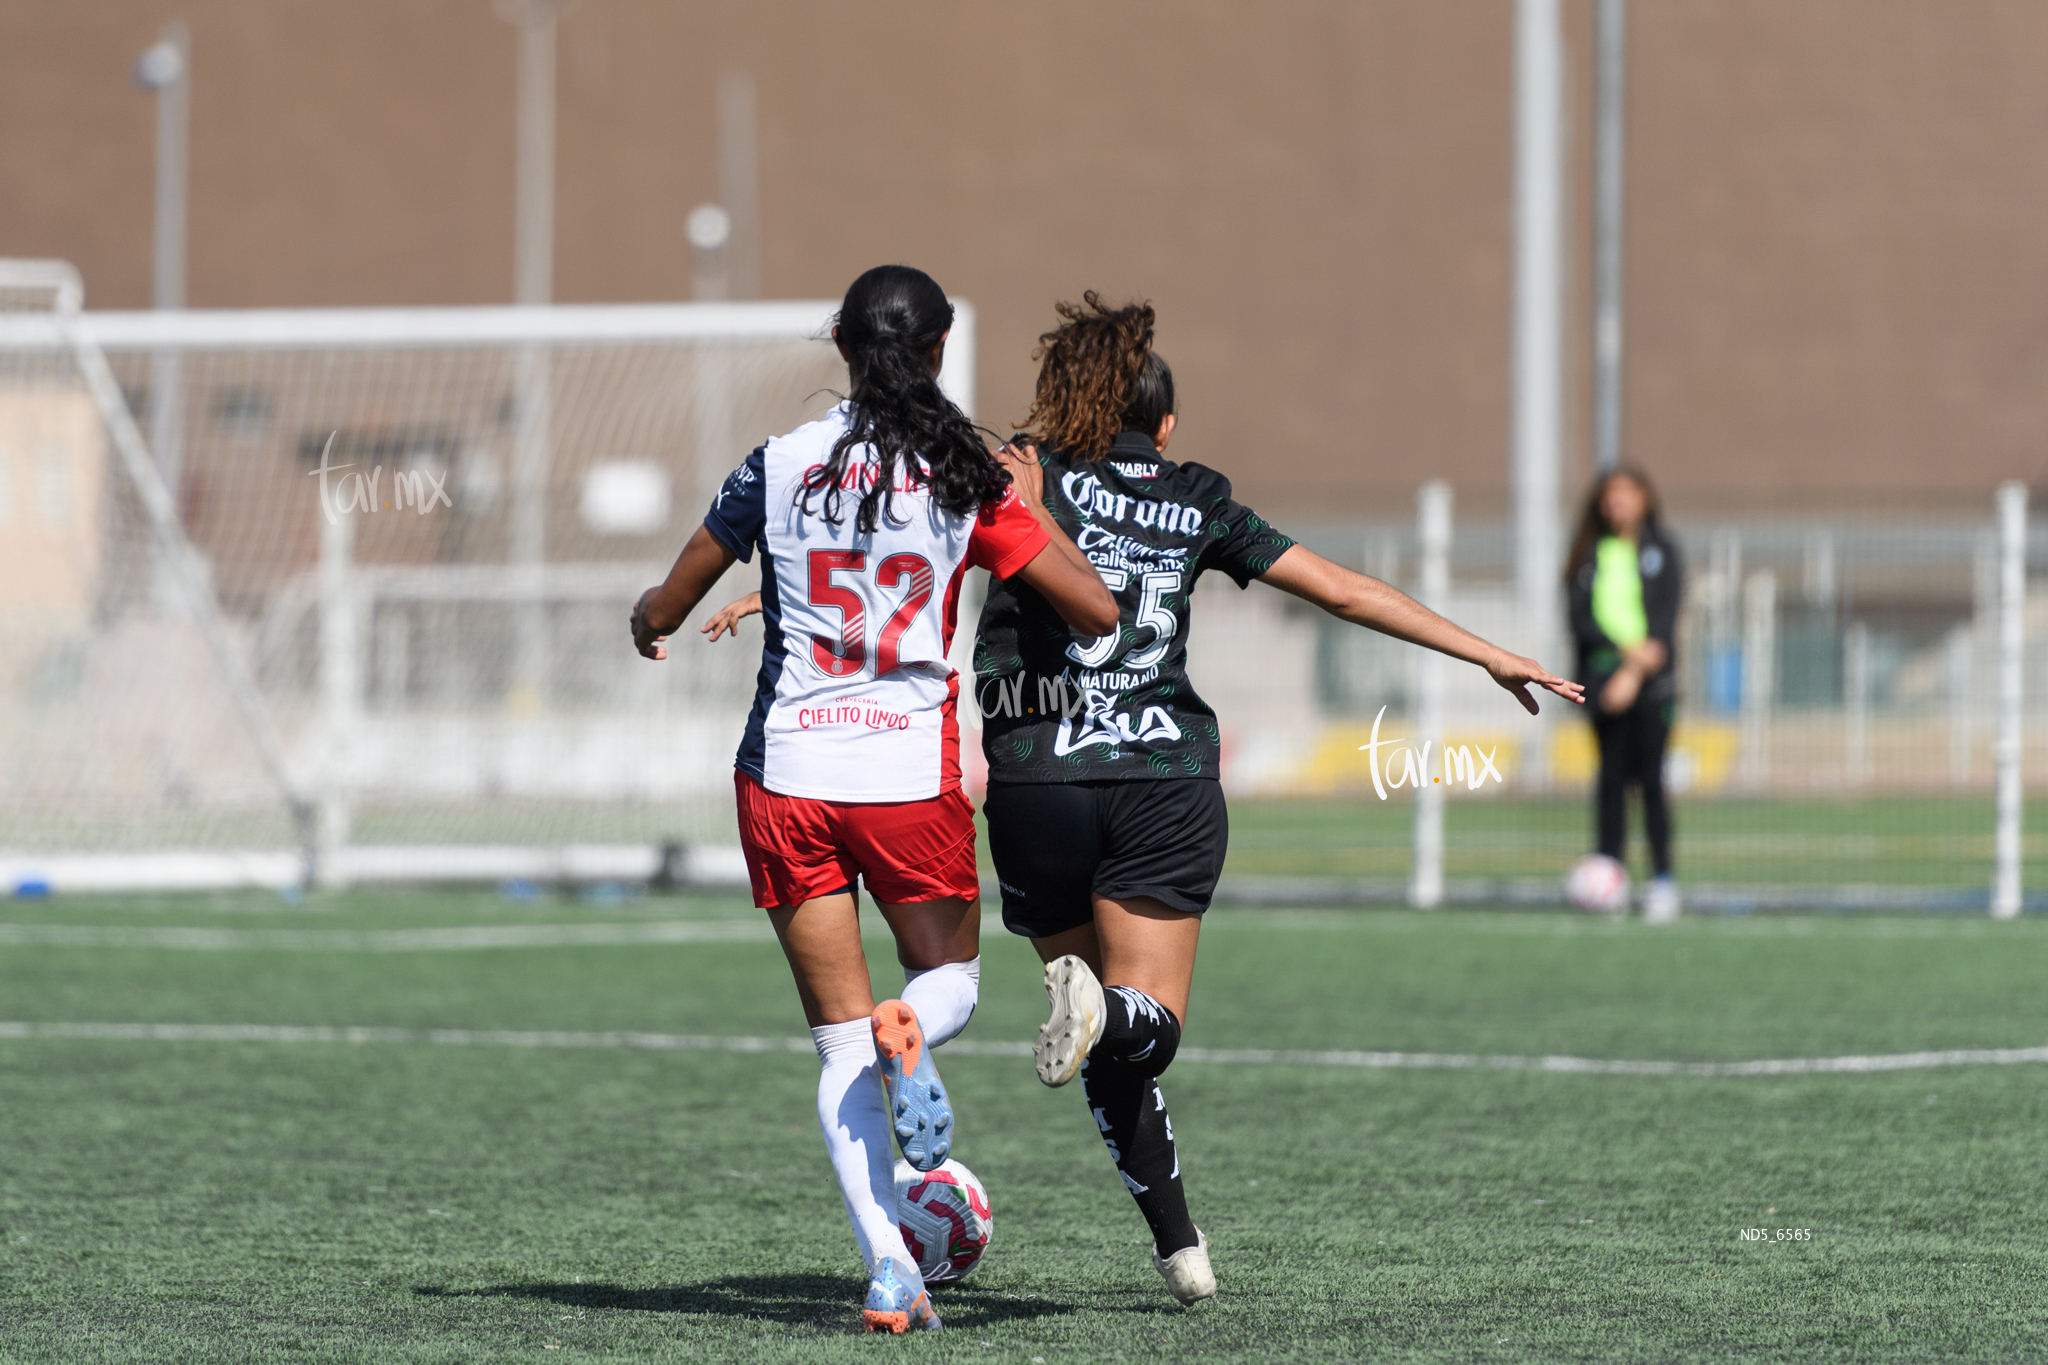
[1565,468,1685,921]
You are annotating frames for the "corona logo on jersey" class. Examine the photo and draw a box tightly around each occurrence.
[1061,469,1205,536]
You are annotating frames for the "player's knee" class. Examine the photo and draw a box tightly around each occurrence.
[1140,1006,1182,1079]
[903,955,980,996]
[901,956,980,1047]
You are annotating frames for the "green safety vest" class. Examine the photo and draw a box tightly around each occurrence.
[1592,536,1648,649]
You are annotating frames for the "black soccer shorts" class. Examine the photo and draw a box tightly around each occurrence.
[982,777,1229,939]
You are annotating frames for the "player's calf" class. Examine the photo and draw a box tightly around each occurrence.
[1083,1058,1201,1267]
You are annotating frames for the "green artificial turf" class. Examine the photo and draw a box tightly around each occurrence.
[2,890,2046,1361]
[1223,795,2048,891]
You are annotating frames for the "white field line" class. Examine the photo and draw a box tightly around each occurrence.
[0,1021,2043,1077]
[1169,1045,2048,1076]
[0,921,777,951]
[4,913,2040,953]
[1229,911,2048,940]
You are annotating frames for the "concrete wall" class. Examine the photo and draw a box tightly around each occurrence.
[5,1,2047,522]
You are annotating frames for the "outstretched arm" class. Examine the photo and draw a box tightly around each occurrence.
[632,525,739,660]
[1258,544,1584,715]
[995,444,1119,637]
[700,592,761,642]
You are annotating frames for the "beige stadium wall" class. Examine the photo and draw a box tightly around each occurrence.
[2,1,2047,527]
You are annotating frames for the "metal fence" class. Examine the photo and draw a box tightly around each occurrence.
[1237,487,2039,914]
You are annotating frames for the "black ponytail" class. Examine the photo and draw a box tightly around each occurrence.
[1119,351,1175,441]
[799,264,1008,533]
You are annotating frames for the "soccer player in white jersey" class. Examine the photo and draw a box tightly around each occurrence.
[630,266,1114,1333]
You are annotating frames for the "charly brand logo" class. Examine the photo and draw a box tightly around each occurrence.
[1357,706,1504,800]
[309,431,454,525]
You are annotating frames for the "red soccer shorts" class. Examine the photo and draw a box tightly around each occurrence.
[734,772,980,909]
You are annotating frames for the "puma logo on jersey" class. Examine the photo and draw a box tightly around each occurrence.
[1060,470,1204,536]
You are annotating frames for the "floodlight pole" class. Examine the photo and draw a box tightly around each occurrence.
[689,204,734,512]
[1411,481,1452,910]
[135,21,190,507]
[1513,0,1566,784]
[505,2,558,309]
[1991,482,2026,919]
[1739,571,1776,790]
[317,506,358,889]
[1592,0,1625,475]
[717,70,761,300]
[497,0,564,710]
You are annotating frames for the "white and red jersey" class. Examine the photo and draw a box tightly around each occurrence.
[703,405,1049,802]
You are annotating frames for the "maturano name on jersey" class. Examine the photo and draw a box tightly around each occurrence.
[974,430,1295,784]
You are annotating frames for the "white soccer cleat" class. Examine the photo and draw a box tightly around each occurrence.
[1033,954,1105,1087]
[1642,876,1681,925]
[1152,1228,1216,1305]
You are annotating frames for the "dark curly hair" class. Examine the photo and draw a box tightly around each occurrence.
[1019,292,1174,462]
[798,264,1008,534]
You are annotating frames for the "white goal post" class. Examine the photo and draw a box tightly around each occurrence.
[0,259,977,892]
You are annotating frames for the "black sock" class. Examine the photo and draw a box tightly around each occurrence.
[1097,985,1181,1077]
[1081,988,1198,1257]
[1081,1059,1198,1257]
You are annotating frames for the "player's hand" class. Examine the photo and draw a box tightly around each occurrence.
[995,441,1045,511]
[1599,667,1642,715]
[1486,649,1586,715]
[701,593,761,642]
[1622,638,1667,674]
[631,588,669,661]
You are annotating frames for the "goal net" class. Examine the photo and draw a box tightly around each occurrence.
[0,261,967,891]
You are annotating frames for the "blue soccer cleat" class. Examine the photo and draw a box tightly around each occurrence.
[872,999,952,1172]
[862,1257,941,1333]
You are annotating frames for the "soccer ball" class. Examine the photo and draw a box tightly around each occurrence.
[1565,854,1631,915]
[893,1158,993,1284]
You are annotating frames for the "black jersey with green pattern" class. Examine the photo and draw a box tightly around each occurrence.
[974,431,1296,784]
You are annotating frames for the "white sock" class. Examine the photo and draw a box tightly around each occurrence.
[901,956,979,1049]
[811,1019,921,1292]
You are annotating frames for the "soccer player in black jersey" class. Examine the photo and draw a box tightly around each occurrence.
[981,294,1583,1304]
